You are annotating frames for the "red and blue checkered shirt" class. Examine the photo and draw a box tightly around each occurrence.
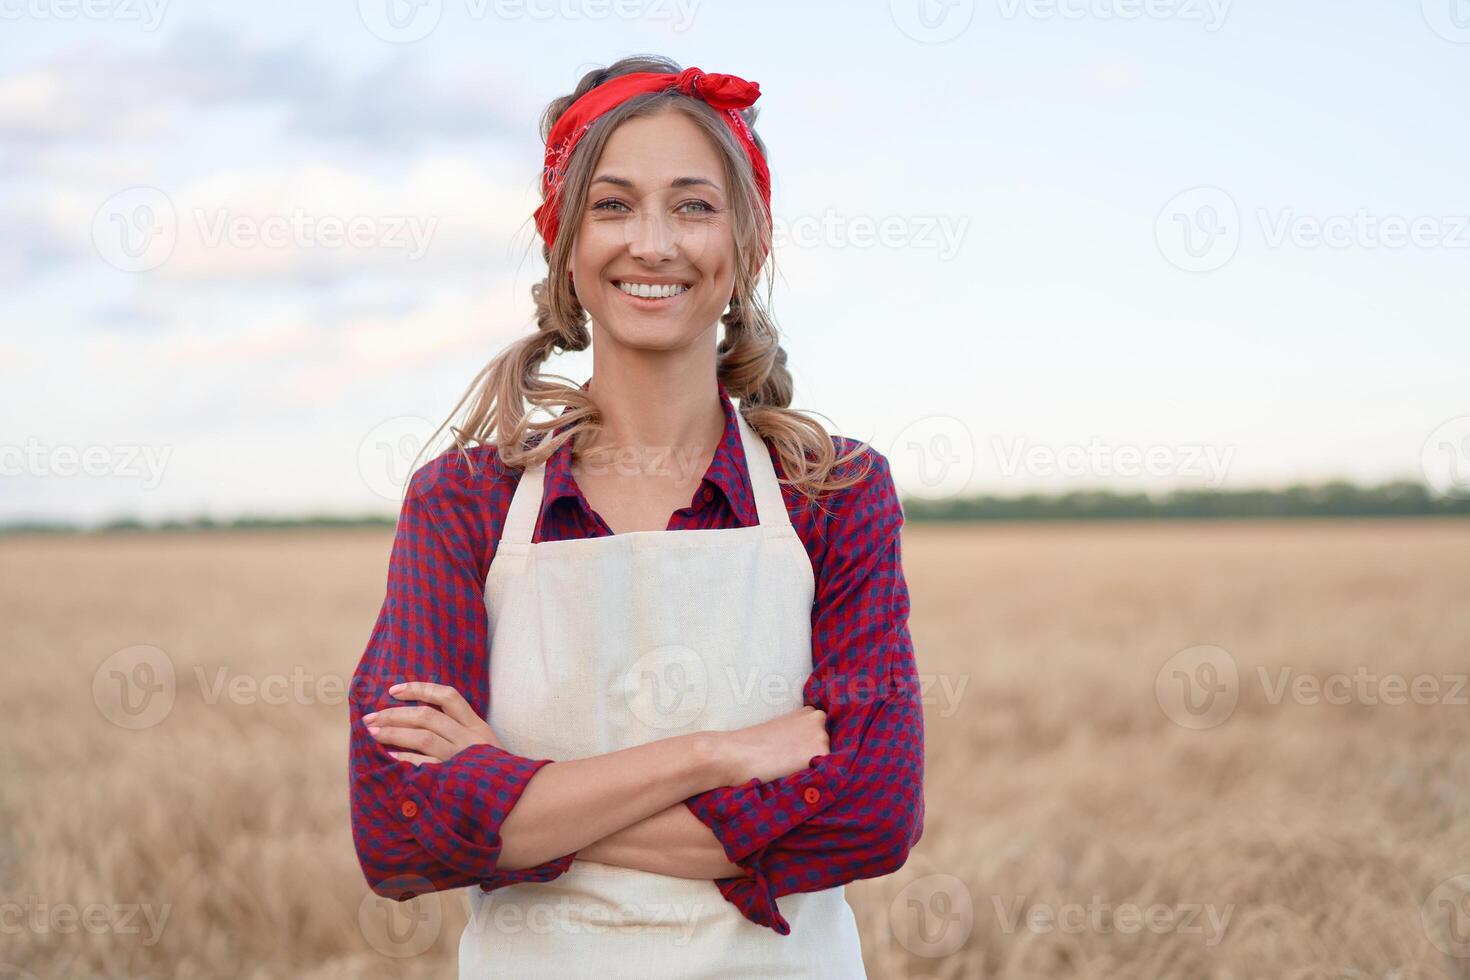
[348,380,925,935]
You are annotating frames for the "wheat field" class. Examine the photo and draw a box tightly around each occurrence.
[2,518,1468,979]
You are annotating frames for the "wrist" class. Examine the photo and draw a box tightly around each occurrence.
[690,731,739,790]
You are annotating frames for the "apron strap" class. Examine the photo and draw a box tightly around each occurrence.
[734,407,793,531]
[499,457,545,555]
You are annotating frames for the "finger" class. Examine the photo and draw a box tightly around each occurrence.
[368,705,460,744]
[370,725,458,759]
[388,751,441,766]
[389,681,483,728]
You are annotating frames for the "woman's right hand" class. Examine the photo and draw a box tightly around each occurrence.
[709,705,830,786]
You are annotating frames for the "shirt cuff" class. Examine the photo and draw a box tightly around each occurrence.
[712,847,791,935]
[684,758,839,865]
[396,743,579,887]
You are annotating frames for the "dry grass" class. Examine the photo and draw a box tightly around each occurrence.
[2,518,1468,979]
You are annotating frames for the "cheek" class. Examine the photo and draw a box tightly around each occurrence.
[689,223,737,277]
[573,225,618,266]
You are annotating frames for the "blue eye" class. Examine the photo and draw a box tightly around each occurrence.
[591,199,715,214]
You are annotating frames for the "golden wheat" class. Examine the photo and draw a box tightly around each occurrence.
[1,519,1466,979]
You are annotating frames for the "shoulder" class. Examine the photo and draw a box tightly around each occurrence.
[777,434,899,522]
[399,444,524,556]
[829,435,899,517]
[780,433,903,571]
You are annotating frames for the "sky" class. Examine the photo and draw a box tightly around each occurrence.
[2,0,1468,524]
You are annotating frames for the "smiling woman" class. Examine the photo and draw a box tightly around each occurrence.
[347,54,925,980]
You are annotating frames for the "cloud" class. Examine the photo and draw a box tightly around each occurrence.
[0,23,550,285]
[0,25,533,145]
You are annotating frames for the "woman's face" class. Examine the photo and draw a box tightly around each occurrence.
[569,107,737,353]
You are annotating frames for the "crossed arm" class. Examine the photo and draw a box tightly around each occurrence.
[572,800,746,878]
[350,445,921,934]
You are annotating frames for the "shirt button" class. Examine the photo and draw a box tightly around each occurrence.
[702,487,714,502]
[401,799,418,819]
[803,787,821,805]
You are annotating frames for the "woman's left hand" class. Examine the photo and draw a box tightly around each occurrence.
[362,681,502,766]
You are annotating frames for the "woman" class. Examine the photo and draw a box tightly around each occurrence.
[347,55,925,978]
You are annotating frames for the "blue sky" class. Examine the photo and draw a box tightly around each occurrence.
[3,0,1468,523]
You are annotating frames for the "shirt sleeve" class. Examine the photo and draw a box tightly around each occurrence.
[348,452,579,899]
[682,445,926,934]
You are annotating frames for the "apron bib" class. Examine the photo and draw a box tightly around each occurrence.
[458,408,867,979]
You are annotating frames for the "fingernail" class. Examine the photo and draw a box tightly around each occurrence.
[363,713,379,723]
[367,726,381,735]
[389,684,406,694]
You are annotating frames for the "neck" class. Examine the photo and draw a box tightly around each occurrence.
[580,349,725,460]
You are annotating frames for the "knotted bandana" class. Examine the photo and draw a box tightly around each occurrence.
[532,66,772,258]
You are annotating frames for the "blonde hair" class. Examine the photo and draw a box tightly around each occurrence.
[415,54,873,505]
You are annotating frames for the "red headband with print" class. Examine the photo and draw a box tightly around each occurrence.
[532,66,772,268]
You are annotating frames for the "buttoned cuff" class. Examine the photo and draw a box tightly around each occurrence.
[395,744,578,888]
[685,758,837,865]
[684,757,841,935]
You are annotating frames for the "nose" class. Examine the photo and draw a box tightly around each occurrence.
[624,197,679,264]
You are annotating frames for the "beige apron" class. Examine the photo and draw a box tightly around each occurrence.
[458,408,868,979]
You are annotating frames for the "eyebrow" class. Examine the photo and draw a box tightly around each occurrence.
[591,174,723,193]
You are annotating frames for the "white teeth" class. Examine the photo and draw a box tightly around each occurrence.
[616,281,689,299]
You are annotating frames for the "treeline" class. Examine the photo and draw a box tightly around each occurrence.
[2,480,1467,534]
[0,514,398,534]
[901,479,1470,521]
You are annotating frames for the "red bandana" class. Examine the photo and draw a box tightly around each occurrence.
[532,66,772,262]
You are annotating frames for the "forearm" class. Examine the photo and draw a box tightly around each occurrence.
[496,732,728,871]
[576,803,749,879]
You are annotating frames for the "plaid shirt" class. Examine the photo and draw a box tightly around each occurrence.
[348,379,925,935]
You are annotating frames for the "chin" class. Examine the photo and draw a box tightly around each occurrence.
[602,318,701,351]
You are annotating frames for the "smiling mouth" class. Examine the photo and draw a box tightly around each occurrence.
[612,280,692,303]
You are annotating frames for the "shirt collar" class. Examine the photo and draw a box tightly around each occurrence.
[541,378,758,527]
